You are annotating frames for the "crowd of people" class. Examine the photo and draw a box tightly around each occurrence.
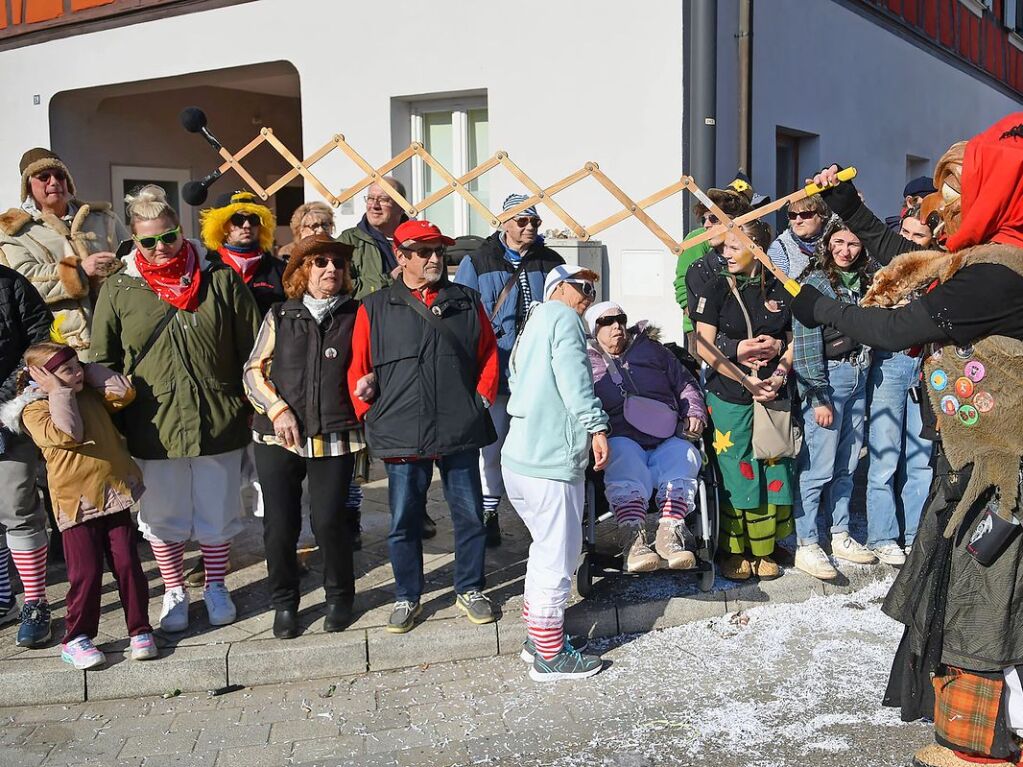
[0,110,1021,763]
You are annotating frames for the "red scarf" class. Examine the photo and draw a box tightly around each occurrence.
[218,246,263,283]
[946,112,1023,252]
[135,240,202,312]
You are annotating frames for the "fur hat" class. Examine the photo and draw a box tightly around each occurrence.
[199,190,276,253]
[19,147,76,201]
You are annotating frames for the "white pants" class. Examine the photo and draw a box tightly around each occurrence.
[1005,666,1023,737]
[480,394,511,498]
[136,449,245,545]
[603,436,701,511]
[503,466,583,626]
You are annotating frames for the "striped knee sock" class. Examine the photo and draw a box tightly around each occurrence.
[200,543,231,586]
[150,540,186,589]
[659,495,688,522]
[0,541,13,605]
[482,495,500,518]
[9,544,48,603]
[345,483,364,512]
[527,618,564,661]
[613,499,647,527]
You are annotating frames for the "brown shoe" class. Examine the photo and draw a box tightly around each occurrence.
[911,744,1015,767]
[720,553,752,581]
[752,555,781,580]
[618,524,660,573]
[654,520,696,570]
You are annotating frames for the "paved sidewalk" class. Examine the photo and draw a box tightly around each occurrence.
[0,464,891,706]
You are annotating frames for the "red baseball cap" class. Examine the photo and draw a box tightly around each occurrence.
[394,219,456,248]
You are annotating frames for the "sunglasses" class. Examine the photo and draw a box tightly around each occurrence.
[512,216,542,229]
[565,280,596,299]
[402,246,446,259]
[133,227,181,249]
[310,255,347,269]
[702,213,719,226]
[230,213,262,227]
[595,313,627,328]
[33,170,67,184]
[787,210,819,221]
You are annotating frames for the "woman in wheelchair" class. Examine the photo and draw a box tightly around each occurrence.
[585,302,707,573]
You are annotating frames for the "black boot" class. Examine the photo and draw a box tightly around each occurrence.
[350,511,362,552]
[423,512,437,540]
[484,512,501,548]
[273,607,300,640]
[323,600,354,632]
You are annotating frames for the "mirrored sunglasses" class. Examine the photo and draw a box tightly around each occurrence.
[565,280,596,299]
[133,227,181,249]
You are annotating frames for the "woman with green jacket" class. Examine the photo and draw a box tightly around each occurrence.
[90,186,259,636]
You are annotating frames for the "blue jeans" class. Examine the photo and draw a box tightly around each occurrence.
[866,351,934,547]
[384,449,486,602]
[794,360,868,545]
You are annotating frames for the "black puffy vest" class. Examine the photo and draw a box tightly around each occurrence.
[251,297,359,439]
[362,280,494,458]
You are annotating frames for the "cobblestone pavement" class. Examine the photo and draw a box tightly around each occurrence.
[1,575,931,767]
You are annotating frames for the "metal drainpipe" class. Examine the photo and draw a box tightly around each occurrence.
[685,0,717,233]
[738,0,752,175]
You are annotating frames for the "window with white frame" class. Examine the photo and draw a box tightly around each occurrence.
[410,98,489,237]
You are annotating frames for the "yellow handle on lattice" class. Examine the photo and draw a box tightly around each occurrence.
[783,279,802,297]
[802,166,857,197]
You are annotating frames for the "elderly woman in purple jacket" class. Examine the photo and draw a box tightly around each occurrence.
[585,302,707,574]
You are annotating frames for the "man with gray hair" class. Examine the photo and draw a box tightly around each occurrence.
[338,177,410,300]
[453,194,564,546]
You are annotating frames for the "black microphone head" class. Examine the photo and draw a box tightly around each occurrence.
[180,107,207,133]
[182,180,210,206]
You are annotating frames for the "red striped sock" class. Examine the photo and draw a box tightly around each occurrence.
[613,500,647,526]
[527,619,564,661]
[149,540,186,589]
[659,495,687,521]
[200,543,231,586]
[522,599,530,622]
[9,545,47,603]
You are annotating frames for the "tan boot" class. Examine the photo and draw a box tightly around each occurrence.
[618,524,660,573]
[654,520,696,570]
[751,555,780,580]
[911,744,1015,767]
[720,553,752,581]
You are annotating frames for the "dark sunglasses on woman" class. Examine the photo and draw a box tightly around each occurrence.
[33,170,67,184]
[133,227,181,249]
[230,213,262,227]
[595,313,627,328]
[311,255,347,269]
[787,210,819,221]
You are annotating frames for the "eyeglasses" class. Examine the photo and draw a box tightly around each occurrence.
[302,220,333,233]
[402,246,446,259]
[565,280,596,299]
[511,216,542,229]
[595,313,627,328]
[365,195,395,207]
[787,210,819,221]
[311,255,347,269]
[133,227,181,249]
[230,213,261,227]
[702,213,719,226]
[33,170,66,184]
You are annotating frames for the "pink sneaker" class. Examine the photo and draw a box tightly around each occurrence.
[130,632,159,661]
[61,635,106,670]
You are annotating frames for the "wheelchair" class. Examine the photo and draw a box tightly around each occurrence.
[575,433,721,598]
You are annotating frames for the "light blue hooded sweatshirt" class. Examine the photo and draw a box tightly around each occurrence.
[501,300,608,483]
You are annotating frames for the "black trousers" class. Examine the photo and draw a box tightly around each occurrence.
[253,442,356,610]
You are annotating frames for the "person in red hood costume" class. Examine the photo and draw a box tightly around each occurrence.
[792,114,1023,767]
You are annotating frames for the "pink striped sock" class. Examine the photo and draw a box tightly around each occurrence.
[150,540,186,589]
[9,545,47,603]
[660,495,687,521]
[527,620,565,661]
[613,499,647,526]
[200,543,231,586]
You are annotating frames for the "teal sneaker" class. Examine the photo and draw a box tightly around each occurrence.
[529,647,603,682]
[520,634,589,663]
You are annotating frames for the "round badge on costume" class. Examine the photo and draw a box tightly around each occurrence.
[324,347,338,359]
[940,395,960,416]
[957,404,980,427]
[964,360,986,382]
[929,370,948,391]
[954,345,974,360]
[973,391,995,413]
[954,377,974,399]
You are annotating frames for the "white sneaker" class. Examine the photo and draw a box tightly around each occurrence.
[904,544,913,557]
[831,532,877,565]
[160,586,189,633]
[794,543,838,580]
[872,541,907,566]
[203,582,237,626]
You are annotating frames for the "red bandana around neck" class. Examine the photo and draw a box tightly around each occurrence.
[218,246,263,283]
[135,239,202,311]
